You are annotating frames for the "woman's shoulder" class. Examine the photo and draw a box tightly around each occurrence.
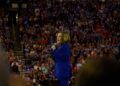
[61,43,70,51]
[61,43,69,48]
[62,43,70,47]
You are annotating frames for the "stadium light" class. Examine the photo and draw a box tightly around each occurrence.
[11,3,19,9]
[21,3,27,9]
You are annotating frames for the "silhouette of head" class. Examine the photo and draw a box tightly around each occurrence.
[75,57,120,86]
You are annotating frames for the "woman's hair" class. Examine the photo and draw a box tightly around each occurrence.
[56,31,70,44]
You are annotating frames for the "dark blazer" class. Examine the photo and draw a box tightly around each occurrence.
[52,43,71,80]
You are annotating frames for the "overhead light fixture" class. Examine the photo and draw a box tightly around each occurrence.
[12,3,19,8]
[21,3,27,9]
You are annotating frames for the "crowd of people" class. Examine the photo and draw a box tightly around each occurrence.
[0,0,120,86]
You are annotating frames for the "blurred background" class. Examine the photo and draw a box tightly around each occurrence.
[0,0,119,86]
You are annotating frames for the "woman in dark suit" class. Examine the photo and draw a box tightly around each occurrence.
[51,32,71,86]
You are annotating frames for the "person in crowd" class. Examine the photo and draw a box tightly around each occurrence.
[0,44,31,86]
[75,57,120,86]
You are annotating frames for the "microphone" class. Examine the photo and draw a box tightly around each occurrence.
[51,42,61,50]
[51,43,57,51]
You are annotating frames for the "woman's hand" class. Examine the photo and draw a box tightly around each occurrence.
[51,44,56,50]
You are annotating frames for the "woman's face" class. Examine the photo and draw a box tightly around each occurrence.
[57,33,63,44]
